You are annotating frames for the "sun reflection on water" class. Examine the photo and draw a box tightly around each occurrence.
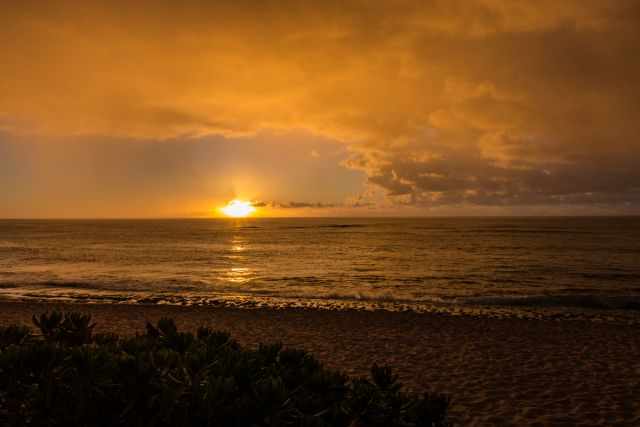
[226,267,251,283]
[224,236,252,283]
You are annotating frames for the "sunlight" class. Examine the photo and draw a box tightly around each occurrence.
[220,199,256,218]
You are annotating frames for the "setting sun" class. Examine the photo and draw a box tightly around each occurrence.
[220,199,256,218]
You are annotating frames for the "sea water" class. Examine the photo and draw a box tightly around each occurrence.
[1,217,639,313]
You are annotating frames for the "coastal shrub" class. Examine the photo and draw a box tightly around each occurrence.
[0,325,31,347]
[0,311,451,426]
[32,311,96,346]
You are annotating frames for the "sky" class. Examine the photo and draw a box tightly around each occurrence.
[1,0,640,218]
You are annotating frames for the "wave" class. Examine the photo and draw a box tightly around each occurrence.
[0,280,208,293]
[461,294,640,310]
[283,292,640,311]
[0,241,22,248]
[462,229,592,234]
[2,280,640,312]
[316,291,407,303]
[279,224,367,230]
[319,224,367,229]
[579,272,640,280]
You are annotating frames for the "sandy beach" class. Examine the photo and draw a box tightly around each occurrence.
[0,301,638,426]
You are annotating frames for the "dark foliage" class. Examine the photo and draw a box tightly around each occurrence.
[32,311,96,346]
[0,311,450,427]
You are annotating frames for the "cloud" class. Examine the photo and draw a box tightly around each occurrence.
[2,0,640,211]
[251,199,379,211]
[254,201,337,209]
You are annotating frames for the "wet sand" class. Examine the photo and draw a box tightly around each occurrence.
[0,301,638,426]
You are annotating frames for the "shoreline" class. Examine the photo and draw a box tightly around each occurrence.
[1,291,639,326]
[1,300,638,426]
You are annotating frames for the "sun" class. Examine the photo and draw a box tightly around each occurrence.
[220,199,256,218]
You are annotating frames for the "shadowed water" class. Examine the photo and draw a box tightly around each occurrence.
[1,217,639,312]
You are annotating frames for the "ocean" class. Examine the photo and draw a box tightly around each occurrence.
[1,217,639,314]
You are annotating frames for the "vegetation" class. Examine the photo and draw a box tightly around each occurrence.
[0,311,450,426]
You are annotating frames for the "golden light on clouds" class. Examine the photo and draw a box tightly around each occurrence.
[220,200,256,218]
[1,0,640,217]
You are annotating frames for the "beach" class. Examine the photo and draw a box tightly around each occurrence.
[4,0,640,424]
[1,301,638,426]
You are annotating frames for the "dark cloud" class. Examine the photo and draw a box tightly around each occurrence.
[278,202,337,209]
[255,201,338,209]
[251,200,377,210]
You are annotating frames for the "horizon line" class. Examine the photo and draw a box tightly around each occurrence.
[1,214,639,221]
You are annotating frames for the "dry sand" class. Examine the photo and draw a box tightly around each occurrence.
[0,301,638,426]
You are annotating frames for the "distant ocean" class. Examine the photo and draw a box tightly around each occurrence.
[1,218,639,314]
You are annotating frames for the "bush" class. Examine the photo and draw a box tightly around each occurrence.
[0,311,450,426]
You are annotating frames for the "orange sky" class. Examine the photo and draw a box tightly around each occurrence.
[2,1,640,217]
